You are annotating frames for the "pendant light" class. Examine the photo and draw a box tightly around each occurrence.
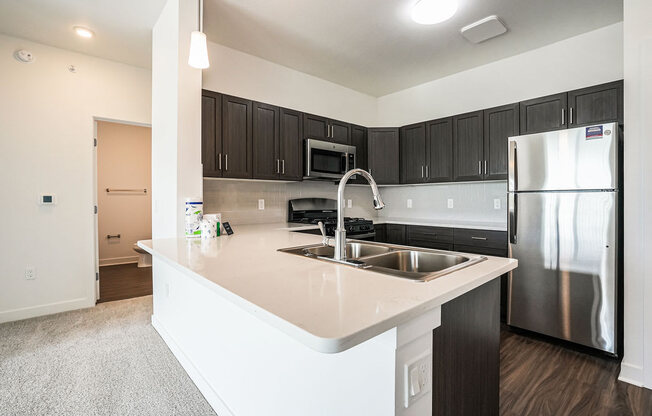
[188,0,210,69]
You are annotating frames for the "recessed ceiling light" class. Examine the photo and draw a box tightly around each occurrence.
[411,0,458,25]
[73,26,94,38]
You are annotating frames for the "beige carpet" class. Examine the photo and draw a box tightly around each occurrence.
[0,296,217,416]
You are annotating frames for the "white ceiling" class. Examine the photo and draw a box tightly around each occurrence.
[204,0,623,96]
[0,0,167,68]
[0,0,622,95]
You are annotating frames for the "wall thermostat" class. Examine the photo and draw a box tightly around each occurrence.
[14,49,35,63]
[39,194,56,205]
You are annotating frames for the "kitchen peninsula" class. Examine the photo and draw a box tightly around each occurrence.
[139,224,517,416]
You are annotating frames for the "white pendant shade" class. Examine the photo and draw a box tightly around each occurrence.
[188,30,209,69]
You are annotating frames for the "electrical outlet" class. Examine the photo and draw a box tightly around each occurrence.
[258,199,265,210]
[25,266,36,280]
[347,199,352,208]
[494,199,501,209]
[447,199,454,209]
[404,351,432,408]
[407,199,412,208]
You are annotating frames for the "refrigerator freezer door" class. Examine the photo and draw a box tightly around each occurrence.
[508,122,617,192]
[507,191,617,353]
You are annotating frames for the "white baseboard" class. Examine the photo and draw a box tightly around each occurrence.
[0,297,94,324]
[151,315,234,416]
[99,256,139,266]
[618,362,645,387]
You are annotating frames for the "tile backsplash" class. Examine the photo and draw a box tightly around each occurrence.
[203,179,507,226]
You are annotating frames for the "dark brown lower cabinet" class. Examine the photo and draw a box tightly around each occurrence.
[433,277,500,416]
[385,224,406,245]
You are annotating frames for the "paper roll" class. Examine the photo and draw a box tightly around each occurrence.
[200,218,218,239]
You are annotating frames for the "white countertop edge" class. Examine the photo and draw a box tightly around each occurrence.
[138,240,515,354]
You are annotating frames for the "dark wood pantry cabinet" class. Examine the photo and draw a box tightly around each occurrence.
[367,128,400,185]
[222,95,253,179]
[453,110,484,182]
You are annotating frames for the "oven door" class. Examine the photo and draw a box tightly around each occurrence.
[305,139,355,179]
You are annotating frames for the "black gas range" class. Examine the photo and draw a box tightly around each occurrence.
[288,198,375,240]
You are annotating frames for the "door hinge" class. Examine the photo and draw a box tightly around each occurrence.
[94,138,97,147]
[96,272,99,281]
[94,205,98,214]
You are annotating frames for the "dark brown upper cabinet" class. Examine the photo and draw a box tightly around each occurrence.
[568,80,623,127]
[252,102,280,180]
[453,111,484,182]
[368,128,400,185]
[302,113,350,145]
[201,90,222,177]
[426,117,454,183]
[350,124,368,184]
[222,95,253,179]
[483,103,519,180]
[519,92,567,134]
[279,108,303,181]
[400,122,427,184]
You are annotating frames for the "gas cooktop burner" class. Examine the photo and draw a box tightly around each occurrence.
[287,198,375,238]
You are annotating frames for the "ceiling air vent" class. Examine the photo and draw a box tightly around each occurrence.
[460,15,507,44]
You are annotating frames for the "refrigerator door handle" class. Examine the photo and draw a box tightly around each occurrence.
[509,193,517,244]
[508,141,517,191]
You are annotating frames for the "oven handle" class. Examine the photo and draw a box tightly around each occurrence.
[348,232,376,240]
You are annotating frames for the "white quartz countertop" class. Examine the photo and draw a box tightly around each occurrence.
[375,217,507,231]
[139,223,516,353]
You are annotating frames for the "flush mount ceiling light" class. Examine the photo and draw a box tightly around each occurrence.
[73,26,94,38]
[188,0,210,69]
[411,0,458,25]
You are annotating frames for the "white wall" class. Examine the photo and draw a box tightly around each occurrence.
[376,23,624,126]
[203,42,377,127]
[620,0,652,388]
[0,34,151,323]
[152,0,203,239]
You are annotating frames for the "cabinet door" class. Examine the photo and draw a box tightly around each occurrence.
[201,90,222,177]
[367,128,400,185]
[453,111,484,182]
[385,224,406,245]
[374,224,387,243]
[426,117,453,183]
[252,102,280,180]
[350,125,367,184]
[519,92,567,134]
[330,119,351,145]
[303,113,329,141]
[279,108,303,181]
[484,104,519,180]
[222,95,253,179]
[568,80,623,127]
[400,122,427,184]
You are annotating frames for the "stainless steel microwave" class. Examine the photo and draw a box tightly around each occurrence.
[304,139,356,180]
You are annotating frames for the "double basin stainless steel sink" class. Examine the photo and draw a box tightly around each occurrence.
[278,241,486,282]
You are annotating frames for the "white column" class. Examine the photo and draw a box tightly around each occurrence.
[152,0,203,239]
[621,0,652,388]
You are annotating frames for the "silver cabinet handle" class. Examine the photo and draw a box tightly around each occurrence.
[425,165,429,178]
[561,108,565,125]
[484,160,487,176]
[327,124,332,138]
[218,153,222,170]
[478,160,482,175]
[276,159,280,174]
[471,236,487,240]
[570,107,573,124]
[282,159,285,174]
[225,154,228,171]
[421,165,424,178]
[369,168,372,176]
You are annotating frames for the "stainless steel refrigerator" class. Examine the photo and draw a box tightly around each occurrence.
[507,122,620,355]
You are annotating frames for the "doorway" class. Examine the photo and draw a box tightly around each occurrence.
[94,119,152,303]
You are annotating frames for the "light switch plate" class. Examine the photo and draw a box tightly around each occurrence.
[494,199,501,209]
[407,199,412,208]
[404,351,432,408]
[258,199,265,210]
[347,199,352,208]
[447,199,454,209]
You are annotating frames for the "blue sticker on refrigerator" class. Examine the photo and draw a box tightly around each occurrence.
[585,125,603,140]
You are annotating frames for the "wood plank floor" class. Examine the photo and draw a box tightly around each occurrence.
[98,263,152,303]
[500,328,652,416]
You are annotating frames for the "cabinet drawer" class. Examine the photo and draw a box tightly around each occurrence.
[453,244,507,257]
[407,225,453,244]
[453,229,507,250]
